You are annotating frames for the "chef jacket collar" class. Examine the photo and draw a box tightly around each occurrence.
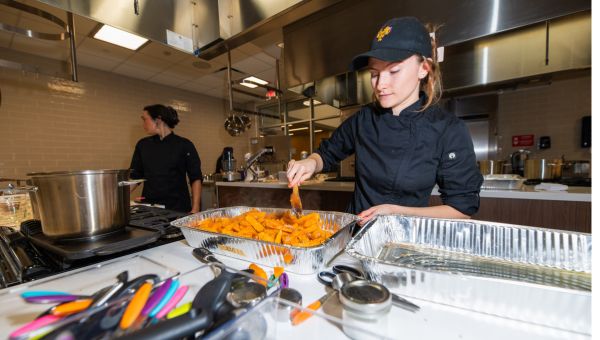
[152,131,175,142]
[374,92,427,119]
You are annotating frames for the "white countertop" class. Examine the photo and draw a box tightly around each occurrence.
[216,181,591,202]
[0,241,589,339]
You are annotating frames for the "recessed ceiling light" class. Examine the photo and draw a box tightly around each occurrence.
[93,25,148,50]
[303,99,322,106]
[315,129,323,133]
[240,82,258,88]
[277,42,284,48]
[243,76,268,85]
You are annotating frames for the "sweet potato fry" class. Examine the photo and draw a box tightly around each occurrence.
[245,216,265,232]
[190,209,339,248]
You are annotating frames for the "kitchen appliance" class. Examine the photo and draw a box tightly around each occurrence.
[478,160,505,175]
[523,159,562,180]
[243,147,274,182]
[0,205,186,288]
[510,149,531,176]
[26,170,136,238]
[562,160,591,179]
[220,148,241,182]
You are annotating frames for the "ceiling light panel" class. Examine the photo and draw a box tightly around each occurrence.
[240,82,258,88]
[243,76,268,85]
[303,99,321,106]
[93,25,148,50]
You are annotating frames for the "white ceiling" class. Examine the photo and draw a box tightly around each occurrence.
[0,0,285,107]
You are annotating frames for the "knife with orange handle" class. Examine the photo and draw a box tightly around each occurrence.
[120,282,153,330]
[50,299,93,316]
[291,290,336,326]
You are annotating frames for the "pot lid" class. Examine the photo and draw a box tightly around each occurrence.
[27,169,130,177]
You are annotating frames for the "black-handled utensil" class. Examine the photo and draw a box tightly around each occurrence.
[192,247,223,265]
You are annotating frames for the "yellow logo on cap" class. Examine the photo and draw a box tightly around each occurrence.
[376,26,392,41]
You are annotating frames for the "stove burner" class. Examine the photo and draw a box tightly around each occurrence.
[21,220,162,261]
[0,206,187,287]
[0,226,55,287]
[129,205,186,239]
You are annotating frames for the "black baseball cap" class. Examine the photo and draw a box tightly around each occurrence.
[350,17,432,71]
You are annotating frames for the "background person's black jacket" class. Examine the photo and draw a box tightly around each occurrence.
[130,133,202,212]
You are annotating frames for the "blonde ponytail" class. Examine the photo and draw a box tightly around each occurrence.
[419,24,443,111]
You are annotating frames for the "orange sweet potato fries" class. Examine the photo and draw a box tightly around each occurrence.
[191,209,339,248]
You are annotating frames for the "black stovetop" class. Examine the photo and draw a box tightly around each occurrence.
[0,206,187,288]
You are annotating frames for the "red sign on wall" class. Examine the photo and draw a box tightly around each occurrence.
[512,134,534,147]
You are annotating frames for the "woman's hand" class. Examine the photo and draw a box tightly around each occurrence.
[286,158,317,187]
[357,204,401,225]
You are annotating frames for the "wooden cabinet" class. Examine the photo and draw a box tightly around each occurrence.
[429,196,590,233]
[217,186,353,212]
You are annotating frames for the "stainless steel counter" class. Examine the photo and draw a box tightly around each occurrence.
[215,181,591,202]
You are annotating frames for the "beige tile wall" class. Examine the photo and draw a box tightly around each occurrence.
[496,74,591,161]
[1,67,590,184]
[0,66,253,181]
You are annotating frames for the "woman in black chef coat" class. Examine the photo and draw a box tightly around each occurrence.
[287,17,482,222]
[130,104,202,213]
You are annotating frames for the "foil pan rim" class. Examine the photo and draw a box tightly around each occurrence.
[172,206,360,251]
[346,214,592,273]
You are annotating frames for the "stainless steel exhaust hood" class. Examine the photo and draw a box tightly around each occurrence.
[284,0,590,106]
[36,0,220,53]
[293,10,590,108]
[35,0,342,58]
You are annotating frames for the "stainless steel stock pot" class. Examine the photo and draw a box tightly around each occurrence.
[26,169,137,238]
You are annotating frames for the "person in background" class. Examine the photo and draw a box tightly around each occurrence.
[130,104,202,213]
[287,17,482,223]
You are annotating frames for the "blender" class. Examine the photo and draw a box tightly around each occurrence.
[221,148,241,182]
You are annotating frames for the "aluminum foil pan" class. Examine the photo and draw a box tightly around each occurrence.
[346,215,592,334]
[172,206,359,274]
[481,174,525,190]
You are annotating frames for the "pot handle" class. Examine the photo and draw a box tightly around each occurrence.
[1,183,38,193]
[118,179,146,187]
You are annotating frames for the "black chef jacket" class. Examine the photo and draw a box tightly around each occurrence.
[316,95,483,215]
[130,133,202,212]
